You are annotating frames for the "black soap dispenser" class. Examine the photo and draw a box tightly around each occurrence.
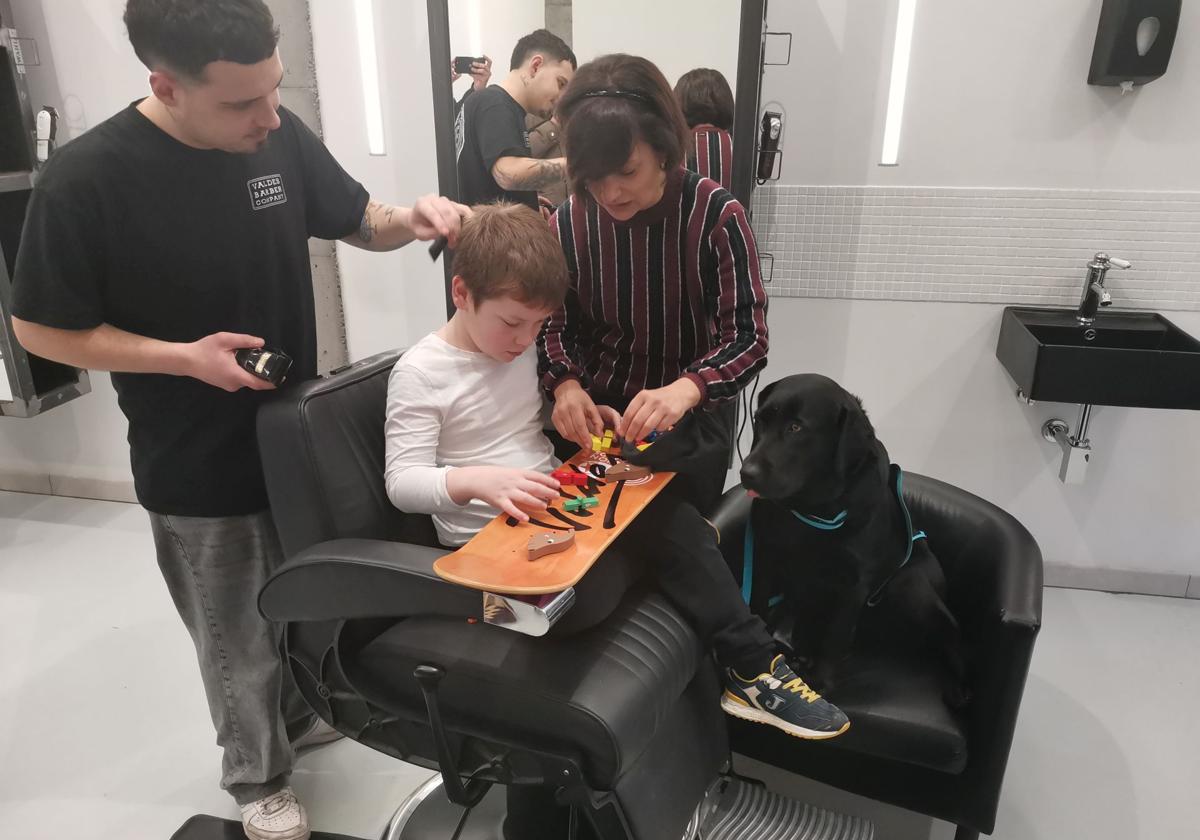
[1088,0,1182,88]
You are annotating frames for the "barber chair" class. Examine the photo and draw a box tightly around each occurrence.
[710,476,1043,840]
[255,350,875,840]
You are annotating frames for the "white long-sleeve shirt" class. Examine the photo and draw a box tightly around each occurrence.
[384,333,557,546]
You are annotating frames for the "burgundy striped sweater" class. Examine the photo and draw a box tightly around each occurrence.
[538,166,768,408]
[686,125,733,190]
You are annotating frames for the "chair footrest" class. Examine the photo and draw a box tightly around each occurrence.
[699,777,875,840]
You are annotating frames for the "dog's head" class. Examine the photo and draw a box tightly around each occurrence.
[739,374,877,506]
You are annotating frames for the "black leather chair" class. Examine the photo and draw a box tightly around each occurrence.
[254,350,733,839]
[709,476,1044,840]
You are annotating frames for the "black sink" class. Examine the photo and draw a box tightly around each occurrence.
[996,307,1200,410]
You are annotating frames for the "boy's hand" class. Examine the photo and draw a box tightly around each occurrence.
[552,379,604,451]
[621,379,702,444]
[451,466,559,522]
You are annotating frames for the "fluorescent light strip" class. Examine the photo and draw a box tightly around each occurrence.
[355,0,386,156]
[880,0,917,166]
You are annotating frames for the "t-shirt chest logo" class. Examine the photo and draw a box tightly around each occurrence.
[247,174,288,211]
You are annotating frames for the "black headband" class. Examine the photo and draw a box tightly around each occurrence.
[580,89,655,107]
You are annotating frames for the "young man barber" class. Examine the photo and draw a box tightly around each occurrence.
[455,28,575,210]
[9,2,469,839]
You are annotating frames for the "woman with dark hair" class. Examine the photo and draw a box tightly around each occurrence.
[538,53,846,739]
[675,67,736,188]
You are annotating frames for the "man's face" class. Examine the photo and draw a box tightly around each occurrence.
[527,56,574,120]
[162,51,284,154]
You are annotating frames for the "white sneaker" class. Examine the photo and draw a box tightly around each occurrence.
[240,787,310,840]
[291,716,343,753]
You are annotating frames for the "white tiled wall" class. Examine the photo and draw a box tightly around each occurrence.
[750,185,1200,310]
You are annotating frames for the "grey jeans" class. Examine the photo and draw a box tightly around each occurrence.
[148,510,314,805]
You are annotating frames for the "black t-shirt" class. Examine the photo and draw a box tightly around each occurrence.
[12,102,369,516]
[454,85,537,209]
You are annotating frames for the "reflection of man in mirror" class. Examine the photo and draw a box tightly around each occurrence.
[454,29,575,212]
[674,68,735,190]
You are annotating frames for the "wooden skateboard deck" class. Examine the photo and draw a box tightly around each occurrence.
[433,450,674,595]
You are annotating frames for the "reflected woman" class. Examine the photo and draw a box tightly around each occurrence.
[675,67,735,189]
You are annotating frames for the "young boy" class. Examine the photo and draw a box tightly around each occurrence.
[384,203,849,741]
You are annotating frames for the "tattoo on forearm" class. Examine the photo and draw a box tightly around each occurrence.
[357,200,380,243]
[507,159,565,191]
[357,200,403,245]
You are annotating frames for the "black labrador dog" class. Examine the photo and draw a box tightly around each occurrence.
[739,374,969,707]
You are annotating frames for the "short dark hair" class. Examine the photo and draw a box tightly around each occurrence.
[556,54,689,198]
[674,68,735,131]
[124,0,279,80]
[509,29,577,71]
[453,203,568,309]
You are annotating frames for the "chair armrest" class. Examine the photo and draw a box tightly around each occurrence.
[258,538,481,623]
[710,486,752,572]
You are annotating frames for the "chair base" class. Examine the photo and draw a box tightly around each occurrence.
[383,774,875,840]
[382,774,505,840]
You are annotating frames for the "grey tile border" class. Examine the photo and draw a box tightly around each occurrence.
[751,184,1200,311]
[1044,562,1191,598]
[0,472,137,503]
[0,470,53,496]
[47,475,138,504]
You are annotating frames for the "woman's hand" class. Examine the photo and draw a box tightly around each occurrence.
[552,379,603,451]
[620,379,702,443]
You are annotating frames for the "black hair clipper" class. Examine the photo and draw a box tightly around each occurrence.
[757,111,783,181]
[235,347,293,386]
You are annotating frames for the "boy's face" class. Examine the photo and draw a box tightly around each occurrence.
[453,277,554,363]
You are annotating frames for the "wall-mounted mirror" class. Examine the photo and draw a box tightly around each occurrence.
[426,0,767,313]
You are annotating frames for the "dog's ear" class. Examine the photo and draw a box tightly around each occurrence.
[754,379,779,413]
[834,400,875,481]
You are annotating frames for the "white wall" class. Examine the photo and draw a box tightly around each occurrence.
[309,0,448,359]
[572,0,739,88]
[740,1,1200,579]
[755,298,1200,577]
[767,0,1200,189]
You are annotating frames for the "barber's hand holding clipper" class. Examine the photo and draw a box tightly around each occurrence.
[183,332,277,392]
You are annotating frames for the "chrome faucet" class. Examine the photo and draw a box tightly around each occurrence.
[1076,252,1130,325]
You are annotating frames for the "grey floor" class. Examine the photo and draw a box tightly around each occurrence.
[1,490,1197,840]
